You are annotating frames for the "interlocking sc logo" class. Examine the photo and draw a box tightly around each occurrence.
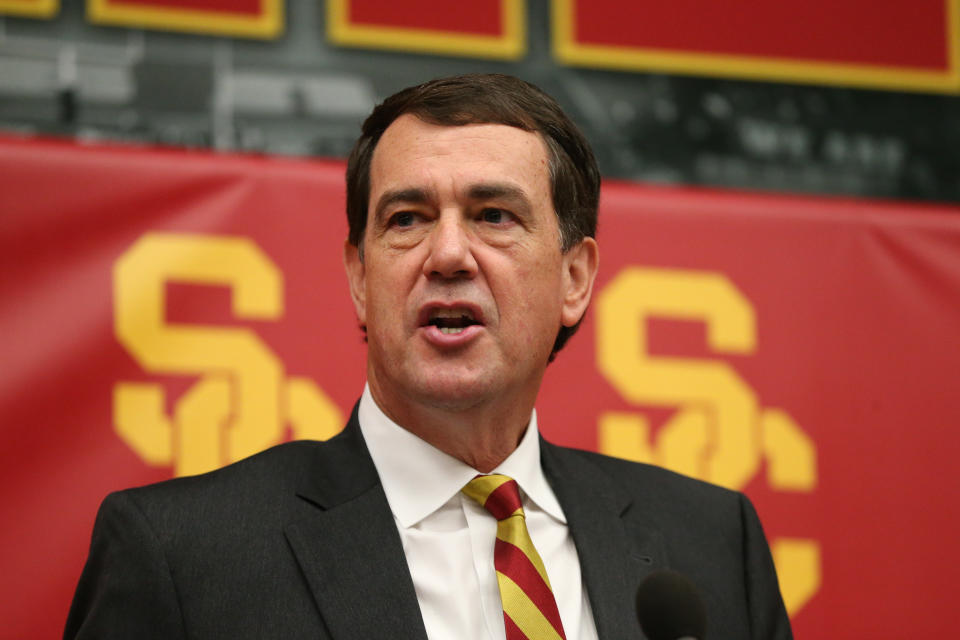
[113,233,343,477]
[596,267,820,616]
[112,234,819,617]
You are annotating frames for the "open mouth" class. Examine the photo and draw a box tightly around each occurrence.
[426,308,481,335]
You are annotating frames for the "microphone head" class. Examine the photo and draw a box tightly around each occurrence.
[635,569,708,640]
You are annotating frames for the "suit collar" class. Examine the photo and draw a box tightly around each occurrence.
[357,387,566,527]
[285,405,429,640]
[293,404,380,510]
[285,406,664,640]
[541,439,665,640]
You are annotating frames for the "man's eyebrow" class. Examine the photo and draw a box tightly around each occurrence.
[372,183,533,221]
[467,183,531,207]
[373,188,431,220]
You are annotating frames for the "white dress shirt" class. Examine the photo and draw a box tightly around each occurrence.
[358,386,599,640]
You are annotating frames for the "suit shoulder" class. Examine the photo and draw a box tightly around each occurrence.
[131,440,321,495]
[552,445,742,510]
[109,440,326,534]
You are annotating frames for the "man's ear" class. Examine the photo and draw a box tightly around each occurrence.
[560,237,599,328]
[343,239,366,325]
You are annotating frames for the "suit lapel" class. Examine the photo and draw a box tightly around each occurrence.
[284,409,428,640]
[283,408,666,640]
[541,441,665,640]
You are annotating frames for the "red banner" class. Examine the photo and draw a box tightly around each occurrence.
[327,0,525,60]
[1,135,959,638]
[553,0,960,93]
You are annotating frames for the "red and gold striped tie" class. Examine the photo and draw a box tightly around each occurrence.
[462,474,567,640]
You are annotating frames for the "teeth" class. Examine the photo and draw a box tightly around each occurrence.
[430,308,475,321]
[439,327,465,335]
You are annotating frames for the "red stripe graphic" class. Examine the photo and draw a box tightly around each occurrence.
[572,0,949,69]
[495,538,565,635]
[347,0,502,35]
[485,479,522,519]
[503,612,530,640]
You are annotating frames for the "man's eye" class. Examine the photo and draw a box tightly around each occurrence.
[391,212,416,227]
[481,208,508,224]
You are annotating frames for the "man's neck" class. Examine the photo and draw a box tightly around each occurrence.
[366,383,536,472]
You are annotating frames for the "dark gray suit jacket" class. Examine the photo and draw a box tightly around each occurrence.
[65,406,792,639]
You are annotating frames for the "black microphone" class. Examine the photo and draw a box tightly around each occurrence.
[635,569,708,640]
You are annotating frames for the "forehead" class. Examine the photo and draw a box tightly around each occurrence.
[369,114,550,195]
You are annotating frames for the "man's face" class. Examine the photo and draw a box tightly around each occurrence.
[344,114,596,419]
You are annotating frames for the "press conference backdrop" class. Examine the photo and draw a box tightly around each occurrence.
[2,1,960,638]
[2,136,959,638]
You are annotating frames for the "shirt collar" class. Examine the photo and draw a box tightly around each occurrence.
[357,384,566,528]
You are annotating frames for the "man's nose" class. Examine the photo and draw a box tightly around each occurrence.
[422,212,478,279]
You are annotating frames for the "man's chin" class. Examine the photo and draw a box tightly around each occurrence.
[404,371,503,412]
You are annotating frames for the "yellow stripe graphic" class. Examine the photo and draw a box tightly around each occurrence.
[462,474,512,504]
[497,518,551,588]
[0,0,58,18]
[87,0,282,39]
[497,572,565,640]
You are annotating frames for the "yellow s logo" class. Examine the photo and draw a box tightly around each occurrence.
[113,233,343,477]
[597,266,819,615]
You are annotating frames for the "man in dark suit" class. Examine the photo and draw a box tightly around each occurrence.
[66,74,793,639]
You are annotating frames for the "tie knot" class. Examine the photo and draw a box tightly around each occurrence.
[462,474,524,521]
